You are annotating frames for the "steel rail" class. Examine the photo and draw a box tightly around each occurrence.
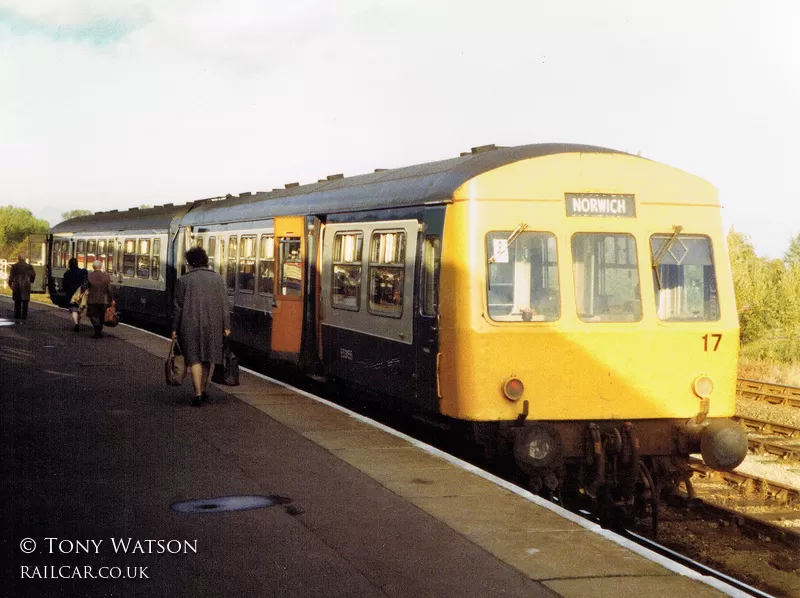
[737,378,800,408]
[735,415,800,439]
[623,530,776,598]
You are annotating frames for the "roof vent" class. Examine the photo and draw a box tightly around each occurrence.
[327,173,344,180]
[128,207,139,211]
[163,203,173,207]
[471,144,497,154]
[374,168,388,172]
[108,209,118,213]
[285,182,299,189]
[240,192,253,197]
[460,152,471,157]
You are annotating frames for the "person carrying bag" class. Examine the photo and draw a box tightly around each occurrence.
[165,338,187,386]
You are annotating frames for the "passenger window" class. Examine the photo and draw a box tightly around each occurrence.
[97,240,106,271]
[76,240,86,270]
[106,239,115,273]
[226,236,237,292]
[196,236,204,249]
[486,231,559,322]
[122,239,136,277]
[152,239,161,280]
[258,235,275,295]
[86,239,97,268]
[238,236,256,292]
[368,231,405,318]
[137,239,151,278]
[278,237,302,296]
[332,232,363,311]
[572,233,641,322]
[651,234,719,321]
[207,236,217,271]
[422,236,440,316]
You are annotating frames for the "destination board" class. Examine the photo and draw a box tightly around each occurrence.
[565,193,635,218]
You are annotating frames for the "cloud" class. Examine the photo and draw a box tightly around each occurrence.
[0,1,152,44]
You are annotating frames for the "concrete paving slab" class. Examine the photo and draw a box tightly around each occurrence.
[376,465,505,498]
[303,428,415,450]
[544,574,727,598]
[410,492,584,534]
[468,528,669,579]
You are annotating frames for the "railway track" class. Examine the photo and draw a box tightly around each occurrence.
[737,378,800,409]
[737,415,800,461]
[679,379,800,546]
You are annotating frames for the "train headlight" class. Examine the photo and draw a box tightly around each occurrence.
[502,377,524,401]
[513,423,562,473]
[692,375,714,398]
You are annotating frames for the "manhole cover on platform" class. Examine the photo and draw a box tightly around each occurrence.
[171,495,289,514]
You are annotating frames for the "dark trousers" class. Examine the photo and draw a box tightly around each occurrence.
[13,299,29,320]
[87,303,105,336]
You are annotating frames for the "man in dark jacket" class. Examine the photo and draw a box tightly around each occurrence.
[63,257,88,331]
[9,255,36,320]
[86,260,113,338]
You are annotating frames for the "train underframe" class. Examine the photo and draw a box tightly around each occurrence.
[468,417,747,535]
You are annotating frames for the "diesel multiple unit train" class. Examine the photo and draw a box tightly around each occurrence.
[47,143,748,524]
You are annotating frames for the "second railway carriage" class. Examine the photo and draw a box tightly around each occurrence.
[49,203,199,323]
[49,143,748,522]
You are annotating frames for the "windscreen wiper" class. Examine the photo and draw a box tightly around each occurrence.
[652,225,683,290]
[488,223,529,264]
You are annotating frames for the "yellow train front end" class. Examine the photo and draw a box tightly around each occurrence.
[437,150,747,500]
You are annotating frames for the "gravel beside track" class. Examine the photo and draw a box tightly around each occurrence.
[736,398,800,429]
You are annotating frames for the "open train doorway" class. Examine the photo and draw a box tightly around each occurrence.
[271,216,305,360]
[27,233,49,293]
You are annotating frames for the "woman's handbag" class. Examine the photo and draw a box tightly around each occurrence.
[212,338,239,386]
[165,338,187,386]
[104,301,120,327]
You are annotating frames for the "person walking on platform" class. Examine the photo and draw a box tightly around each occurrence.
[9,255,35,321]
[86,260,113,339]
[172,247,230,407]
[63,257,88,332]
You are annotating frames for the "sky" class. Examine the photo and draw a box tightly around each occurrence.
[0,0,798,259]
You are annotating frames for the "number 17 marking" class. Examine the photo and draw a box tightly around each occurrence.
[703,333,722,351]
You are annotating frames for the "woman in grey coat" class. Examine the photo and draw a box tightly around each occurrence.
[172,247,231,406]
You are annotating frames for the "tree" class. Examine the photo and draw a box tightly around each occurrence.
[0,205,49,257]
[785,232,800,266]
[727,228,782,342]
[61,209,93,221]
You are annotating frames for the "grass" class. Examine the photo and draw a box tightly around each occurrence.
[738,356,800,387]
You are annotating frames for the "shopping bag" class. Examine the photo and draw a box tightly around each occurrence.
[212,339,239,386]
[70,288,88,310]
[165,339,187,386]
[104,302,120,327]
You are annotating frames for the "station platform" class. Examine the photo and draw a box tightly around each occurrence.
[0,296,747,597]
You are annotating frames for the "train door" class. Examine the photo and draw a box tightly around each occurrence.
[271,216,305,358]
[415,209,444,411]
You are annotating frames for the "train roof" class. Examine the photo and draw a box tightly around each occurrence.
[52,143,623,233]
[50,203,197,234]
[182,143,622,226]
